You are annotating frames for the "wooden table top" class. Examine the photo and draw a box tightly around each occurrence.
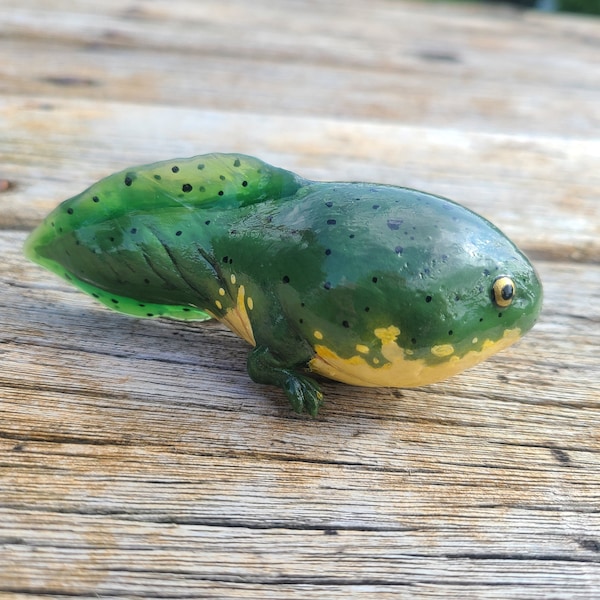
[1,1,599,598]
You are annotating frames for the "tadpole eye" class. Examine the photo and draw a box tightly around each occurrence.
[492,276,515,308]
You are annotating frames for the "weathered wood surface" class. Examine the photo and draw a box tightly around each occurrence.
[1,0,599,598]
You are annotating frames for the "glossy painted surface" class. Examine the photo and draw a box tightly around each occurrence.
[25,153,543,415]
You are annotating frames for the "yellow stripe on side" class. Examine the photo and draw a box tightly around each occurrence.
[218,285,256,346]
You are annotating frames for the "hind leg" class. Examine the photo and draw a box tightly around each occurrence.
[247,345,324,416]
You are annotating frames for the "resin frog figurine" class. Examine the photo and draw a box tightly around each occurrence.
[25,153,543,415]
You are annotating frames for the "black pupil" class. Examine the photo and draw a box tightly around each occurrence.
[501,284,514,301]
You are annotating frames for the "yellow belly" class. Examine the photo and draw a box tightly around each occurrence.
[308,327,522,388]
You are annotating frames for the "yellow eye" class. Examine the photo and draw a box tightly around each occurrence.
[492,276,515,308]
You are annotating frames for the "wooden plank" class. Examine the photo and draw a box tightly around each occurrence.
[1,0,599,138]
[2,230,600,597]
[1,97,599,260]
[1,0,599,598]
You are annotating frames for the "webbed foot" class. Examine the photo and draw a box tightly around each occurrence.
[247,346,324,416]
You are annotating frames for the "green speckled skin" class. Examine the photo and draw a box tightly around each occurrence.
[25,153,543,415]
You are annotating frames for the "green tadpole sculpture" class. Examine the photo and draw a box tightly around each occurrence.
[25,153,543,415]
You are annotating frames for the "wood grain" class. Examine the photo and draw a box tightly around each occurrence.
[1,0,599,598]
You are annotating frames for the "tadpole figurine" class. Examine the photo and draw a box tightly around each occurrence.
[25,153,543,415]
